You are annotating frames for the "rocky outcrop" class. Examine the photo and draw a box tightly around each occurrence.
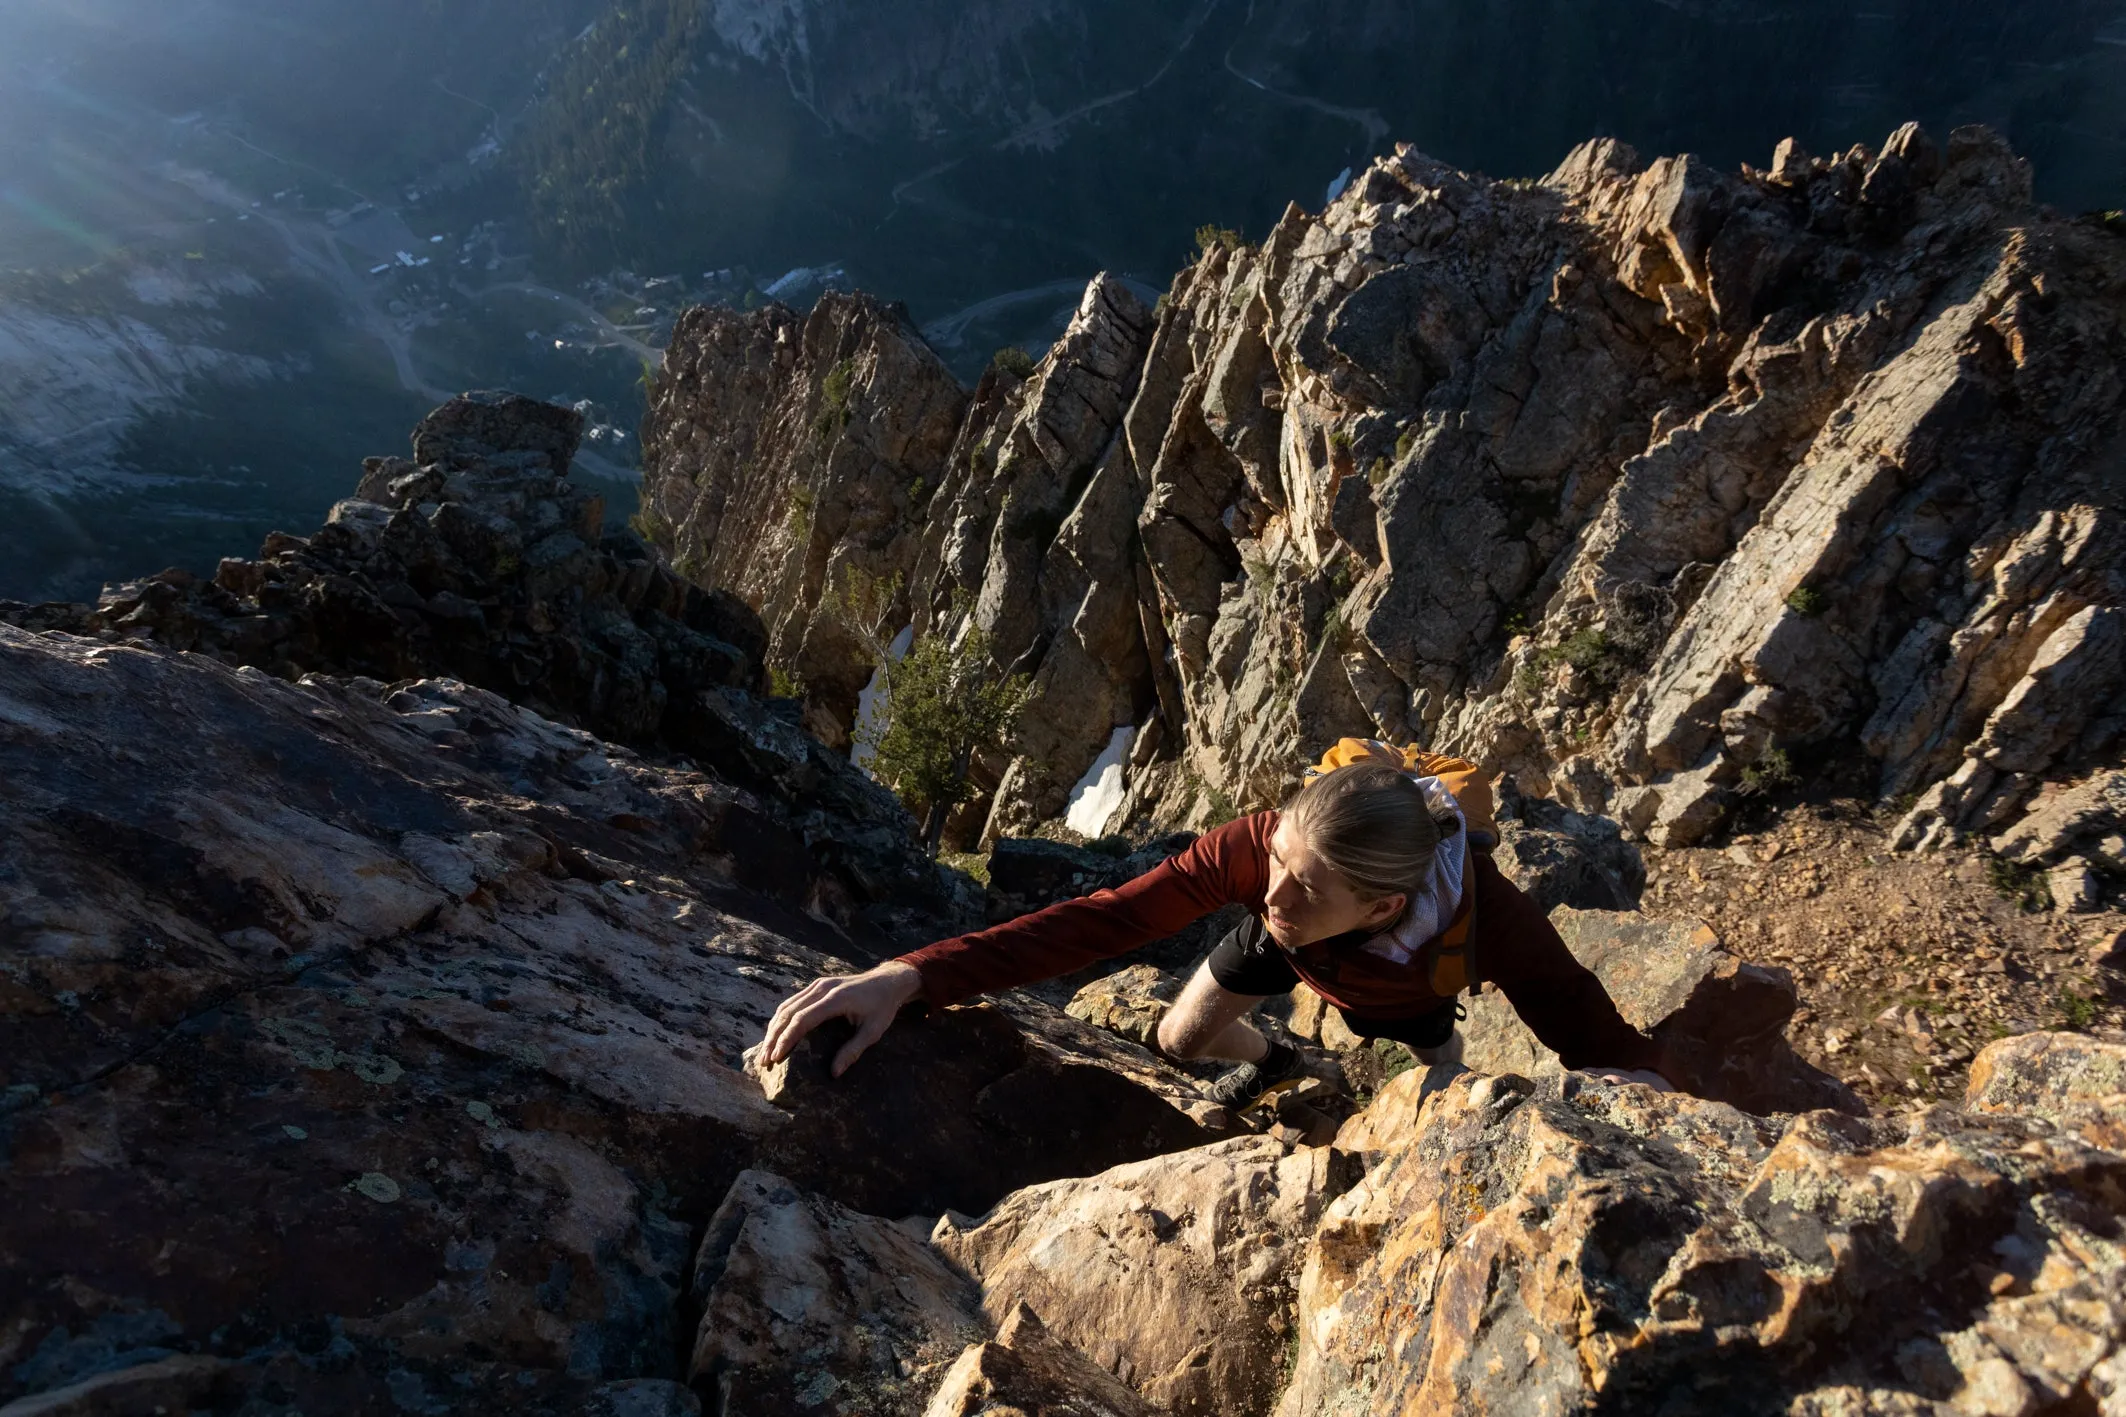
[1063,962,1182,1047]
[1459,906,1860,1114]
[1985,767,2126,913]
[1965,1028,2126,1148]
[0,390,971,946]
[642,277,1163,838]
[1279,1035,2126,1416]
[0,617,1238,1410]
[697,1032,2123,1416]
[643,127,2126,857]
[8,391,766,734]
[1492,778,1647,911]
[7,500,2119,1411]
[750,1000,1233,1218]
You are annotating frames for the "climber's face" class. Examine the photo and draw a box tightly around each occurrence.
[1263,817,1406,949]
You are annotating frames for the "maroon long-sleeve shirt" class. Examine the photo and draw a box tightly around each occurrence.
[898,811,1665,1073]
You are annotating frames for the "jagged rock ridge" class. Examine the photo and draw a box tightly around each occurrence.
[639,124,2126,870]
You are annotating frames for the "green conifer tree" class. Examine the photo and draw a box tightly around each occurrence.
[835,570,1030,853]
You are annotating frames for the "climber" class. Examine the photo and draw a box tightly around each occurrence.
[758,739,1675,1106]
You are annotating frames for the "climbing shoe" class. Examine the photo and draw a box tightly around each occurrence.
[1208,1039,1305,1108]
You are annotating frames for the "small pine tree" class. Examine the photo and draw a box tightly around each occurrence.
[990,346,1037,379]
[833,570,1031,852]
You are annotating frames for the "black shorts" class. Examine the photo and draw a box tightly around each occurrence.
[1205,917,1460,1051]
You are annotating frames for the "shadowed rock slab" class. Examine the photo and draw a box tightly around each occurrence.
[0,626,832,1407]
[753,1000,1234,1219]
[0,623,1220,1410]
[1460,906,1861,1114]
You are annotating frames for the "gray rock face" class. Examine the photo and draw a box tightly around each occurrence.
[642,279,1161,839]
[1491,783,1646,911]
[1986,768,2126,883]
[642,127,2126,861]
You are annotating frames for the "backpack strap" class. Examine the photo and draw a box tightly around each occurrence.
[1424,850,1481,994]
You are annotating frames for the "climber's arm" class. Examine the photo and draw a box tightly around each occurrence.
[1473,854,1674,1083]
[895,813,1273,1006]
[758,814,1275,1075]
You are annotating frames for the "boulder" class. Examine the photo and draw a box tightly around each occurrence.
[922,1302,1161,1417]
[1964,1030,2126,1148]
[931,1135,1360,1417]
[1064,963,1182,1047]
[1992,769,2126,860]
[988,837,1141,912]
[1279,1043,2126,1415]
[409,387,585,470]
[0,391,968,942]
[1490,792,1645,912]
[688,1170,983,1415]
[1458,906,1861,1114]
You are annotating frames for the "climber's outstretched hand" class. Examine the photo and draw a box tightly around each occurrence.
[757,960,923,1078]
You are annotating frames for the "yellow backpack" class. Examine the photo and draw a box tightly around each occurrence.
[1301,738,1496,995]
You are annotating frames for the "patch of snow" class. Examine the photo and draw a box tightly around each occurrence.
[1064,726,1136,839]
[0,304,283,496]
[762,263,846,299]
[124,266,264,308]
[1325,166,1353,204]
[850,624,916,773]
